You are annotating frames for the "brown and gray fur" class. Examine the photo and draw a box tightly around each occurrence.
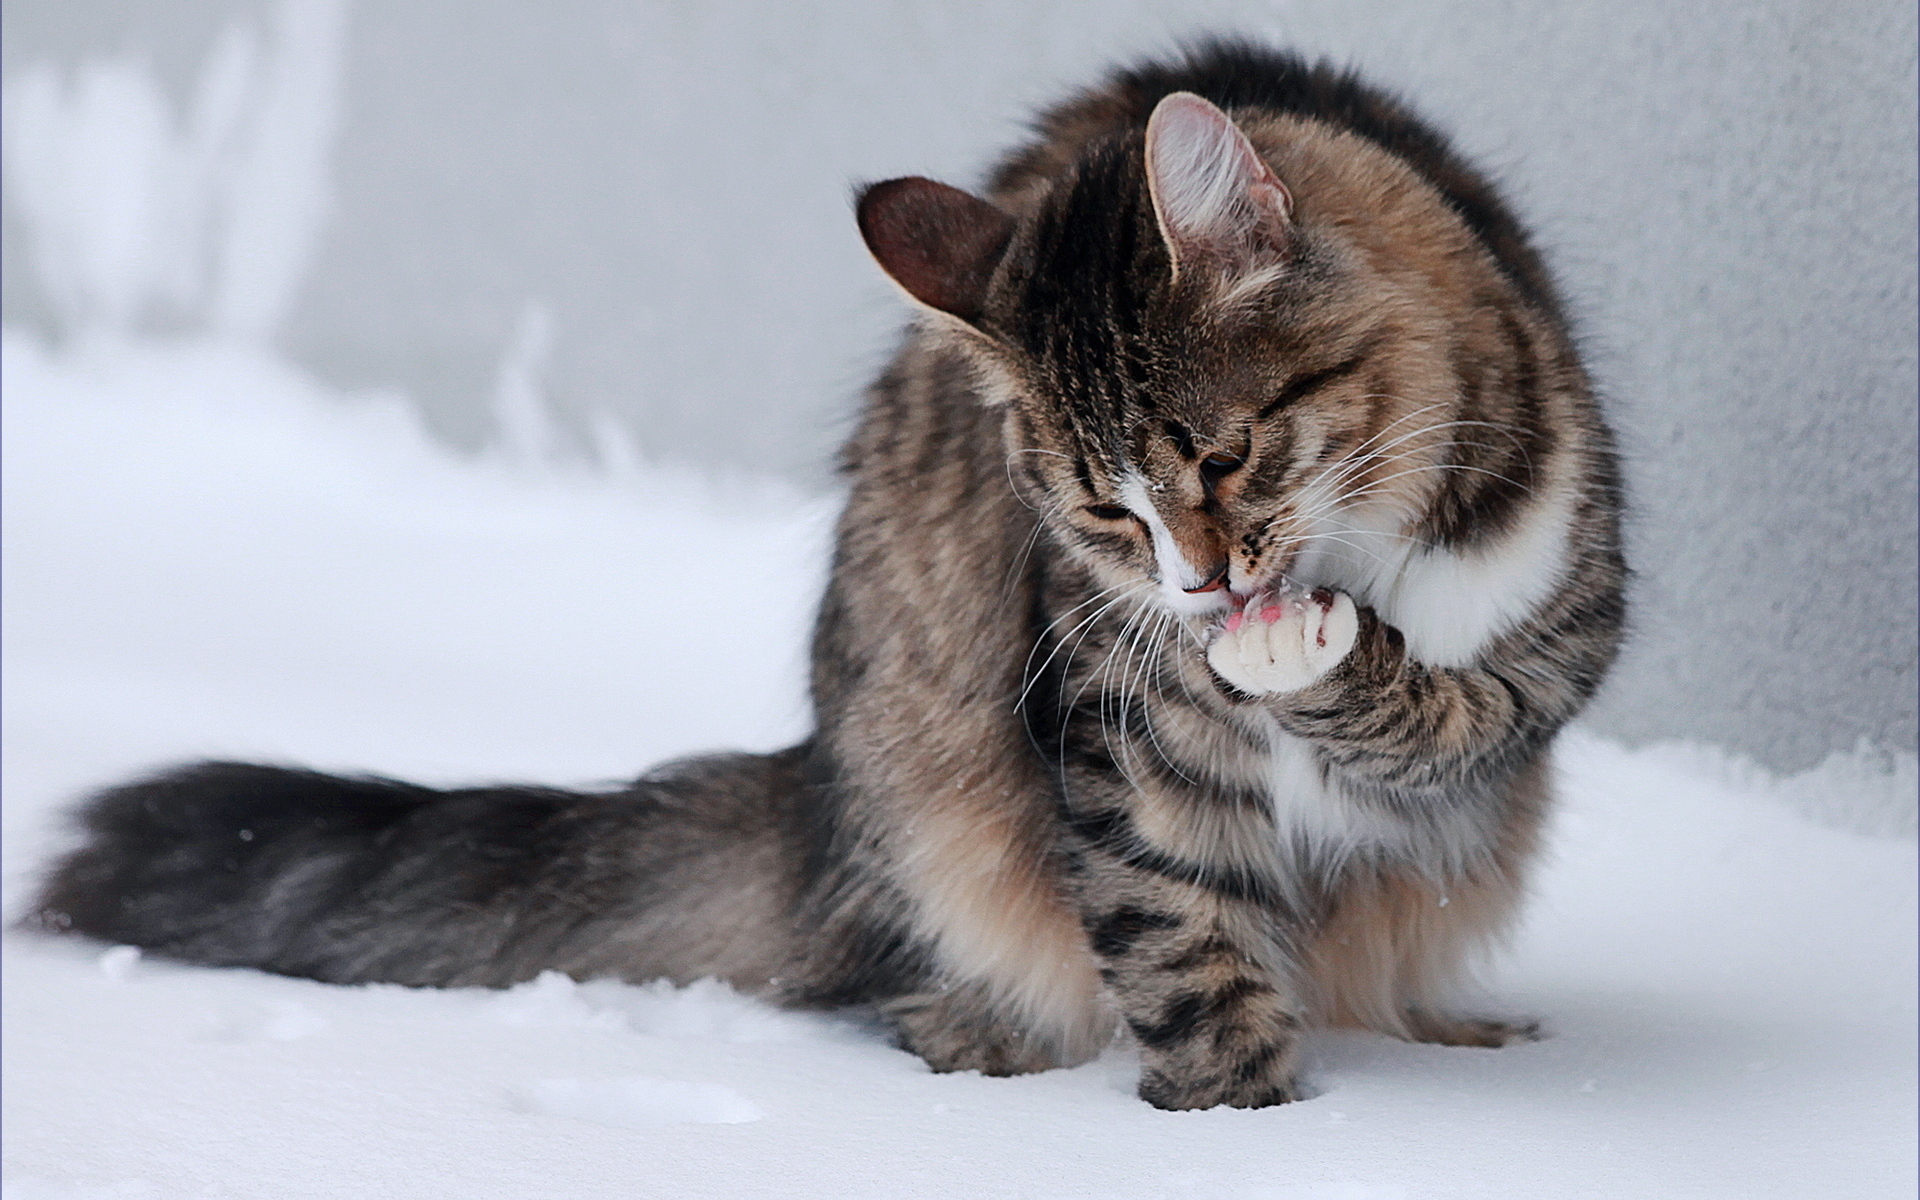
[30,43,1624,1110]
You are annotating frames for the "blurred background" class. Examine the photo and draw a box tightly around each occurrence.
[3,0,1914,783]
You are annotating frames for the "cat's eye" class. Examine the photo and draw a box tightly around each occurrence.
[1084,504,1134,522]
[1199,451,1243,483]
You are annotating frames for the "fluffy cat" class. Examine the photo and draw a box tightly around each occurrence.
[31,42,1624,1111]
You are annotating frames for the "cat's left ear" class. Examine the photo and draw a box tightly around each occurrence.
[857,177,1015,328]
[1145,92,1294,279]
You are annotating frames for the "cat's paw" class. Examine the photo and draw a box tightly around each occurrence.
[881,989,1063,1077]
[1206,588,1358,695]
[1137,1064,1305,1111]
[1402,1009,1543,1049]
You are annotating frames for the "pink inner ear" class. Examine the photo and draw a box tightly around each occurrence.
[856,177,1015,324]
[1144,92,1292,273]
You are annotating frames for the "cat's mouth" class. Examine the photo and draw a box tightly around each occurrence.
[1160,553,1300,619]
[1165,569,1297,623]
[1198,569,1311,639]
[1225,554,1302,607]
[1226,580,1297,613]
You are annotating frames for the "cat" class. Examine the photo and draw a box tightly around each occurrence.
[30,41,1625,1111]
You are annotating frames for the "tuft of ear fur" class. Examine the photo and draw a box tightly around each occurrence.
[1145,92,1293,279]
[857,177,1016,325]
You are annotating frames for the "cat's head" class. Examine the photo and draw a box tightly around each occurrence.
[858,93,1503,619]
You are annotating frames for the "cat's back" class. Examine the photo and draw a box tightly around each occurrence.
[987,40,1560,318]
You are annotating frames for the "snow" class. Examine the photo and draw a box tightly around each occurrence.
[3,335,1914,1199]
[513,1073,765,1132]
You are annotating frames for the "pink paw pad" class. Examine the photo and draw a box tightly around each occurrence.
[1224,612,1244,633]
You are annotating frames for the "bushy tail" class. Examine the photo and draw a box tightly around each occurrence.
[30,748,811,992]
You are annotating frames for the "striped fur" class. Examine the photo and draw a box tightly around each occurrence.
[31,43,1624,1111]
[845,42,1624,1108]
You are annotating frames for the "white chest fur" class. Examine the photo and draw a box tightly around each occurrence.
[1291,475,1580,669]
[1259,720,1402,853]
[1257,719,1495,881]
[1253,478,1579,868]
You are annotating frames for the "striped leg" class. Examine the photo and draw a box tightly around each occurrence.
[1076,839,1305,1110]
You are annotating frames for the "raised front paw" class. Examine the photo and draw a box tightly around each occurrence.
[1206,587,1358,696]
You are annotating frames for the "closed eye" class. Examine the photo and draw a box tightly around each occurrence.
[1199,451,1242,486]
[1259,346,1376,419]
[1084,504,1134,521]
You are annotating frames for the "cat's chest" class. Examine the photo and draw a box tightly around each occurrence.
[1293,481,1580,669]
[1228,718,1494,882]
[1252,721,1405,850]
[1170,712,1473,871]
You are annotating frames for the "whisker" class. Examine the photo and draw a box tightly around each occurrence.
[1335,460,1533,499]
[1003,449,1069,515]
[1133,612,1200,785]
[1078,595,1157,794]
[1053,586,1153,730]
[1268,528,1405,571]
[999,506,1057,612]
[1018,580,1147,712]
[1295,423,1526,505]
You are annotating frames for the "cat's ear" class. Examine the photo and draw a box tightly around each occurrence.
[857,177,1015,327]
[1145,92,1294,279]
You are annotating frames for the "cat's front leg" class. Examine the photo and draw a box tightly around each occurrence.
[1205,587,1359,696]
[1070,827,1307,1109]
[1203,582,1554,791]
[1094,890,1305,1110]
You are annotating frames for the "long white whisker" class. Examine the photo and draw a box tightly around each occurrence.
[1333,460,1532,500]
[1269,528,1405,570]
[999,506,1059,612]
[1297,415,1526,493]
[1053,586,1153,730]
[1018,580,1147,712]
[1080,596,1156,794]
[1294,422,1527,508]
[1134,612,1201,785]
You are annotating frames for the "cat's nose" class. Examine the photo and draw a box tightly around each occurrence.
[1182,565,1229,593]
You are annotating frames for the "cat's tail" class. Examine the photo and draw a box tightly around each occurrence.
[26,748,811,991]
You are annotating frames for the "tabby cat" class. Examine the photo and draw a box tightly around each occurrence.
[32,43,1624,1111]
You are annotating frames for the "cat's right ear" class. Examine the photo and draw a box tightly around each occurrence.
[1145,92,1294,280]
[856,177,1015,328]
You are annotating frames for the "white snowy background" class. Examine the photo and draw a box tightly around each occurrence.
[3,2,1915,1197]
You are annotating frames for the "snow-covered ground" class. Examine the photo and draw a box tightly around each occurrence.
[3,337,1914,1199]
